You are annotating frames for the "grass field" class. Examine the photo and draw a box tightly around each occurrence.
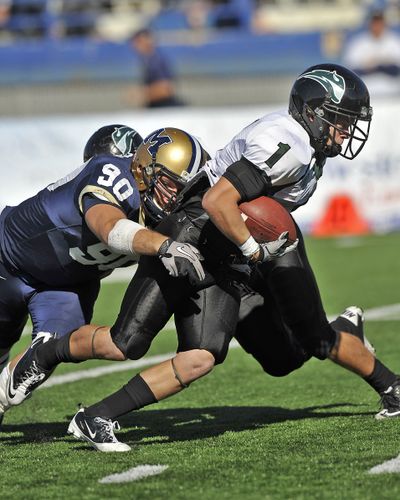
[1,233,400,499]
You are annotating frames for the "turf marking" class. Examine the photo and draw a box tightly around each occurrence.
[363,303,400,321]
[368,455,400,475]
[99,465,168,483]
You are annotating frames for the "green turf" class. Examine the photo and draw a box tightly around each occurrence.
[1,234,400,499]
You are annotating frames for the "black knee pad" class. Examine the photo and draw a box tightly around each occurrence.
[300,324,338,360]
[260,343,311,377]
[111,323,154,360]
[206,335,230,365]
[125,331,155,360]
[262,360,305,378]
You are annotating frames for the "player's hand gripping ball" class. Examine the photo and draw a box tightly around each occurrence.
[239,196,297,245]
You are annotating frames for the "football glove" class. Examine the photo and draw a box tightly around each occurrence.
[255,231,298,263]
[158,238,205,284]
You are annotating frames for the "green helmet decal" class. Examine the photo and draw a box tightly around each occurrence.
[111,126,137,157]
[299,69,346,104]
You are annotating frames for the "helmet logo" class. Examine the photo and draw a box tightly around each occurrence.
[145,129,172,157]
[111,126,137,157]
[300,69,345,104]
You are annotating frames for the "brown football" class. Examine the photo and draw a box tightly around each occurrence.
[239,196,297,244]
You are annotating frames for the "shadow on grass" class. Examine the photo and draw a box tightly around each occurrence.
[0,402,373,447]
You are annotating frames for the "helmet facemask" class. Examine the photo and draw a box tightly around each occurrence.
[305,100,372,159]
[141,159,187,219]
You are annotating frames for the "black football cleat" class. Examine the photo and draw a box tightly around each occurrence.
[67,408,131,452]
[376,381,400,420]
[6,332,54,406]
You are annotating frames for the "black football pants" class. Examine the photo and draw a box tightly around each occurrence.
[235,224,337,375]
[110,211,240,364]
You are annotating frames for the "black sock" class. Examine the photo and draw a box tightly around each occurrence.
[364,359,397,394]
[85,374,157,420]
[36,331,79,370]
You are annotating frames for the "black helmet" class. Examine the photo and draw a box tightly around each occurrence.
[83,124,143,162]
[289,63,372,159]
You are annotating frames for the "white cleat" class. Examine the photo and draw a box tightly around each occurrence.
[67,409,131,452]
[0,364,11,422]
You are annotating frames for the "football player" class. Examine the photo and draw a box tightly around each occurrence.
[6,65,400,453]
[0,124,145,402]
[0,124,206,425]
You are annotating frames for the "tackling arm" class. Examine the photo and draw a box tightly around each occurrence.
[85,203,205,283]
[85,203,168,256]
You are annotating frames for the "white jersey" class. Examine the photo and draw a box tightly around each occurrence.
[203,110,320,212]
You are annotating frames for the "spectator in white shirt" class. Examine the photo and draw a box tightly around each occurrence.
[342,9,400,98]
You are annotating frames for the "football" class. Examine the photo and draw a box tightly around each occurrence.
[239,196,297,244]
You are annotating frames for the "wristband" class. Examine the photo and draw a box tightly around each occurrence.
[238,235,260,257]
[107,218,144,256]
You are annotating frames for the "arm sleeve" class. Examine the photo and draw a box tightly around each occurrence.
[81,192,122,216]
[222,156,271,202]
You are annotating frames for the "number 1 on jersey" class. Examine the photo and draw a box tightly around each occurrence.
[265,142,290,168]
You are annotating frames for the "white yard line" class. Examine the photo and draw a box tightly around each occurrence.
[362,303,400,321]
[368,455,400,475]
[99,465,168,483]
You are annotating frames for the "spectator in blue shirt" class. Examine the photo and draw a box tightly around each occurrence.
[131,28,185,108]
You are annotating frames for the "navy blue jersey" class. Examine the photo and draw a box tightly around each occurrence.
[0,155,141,287]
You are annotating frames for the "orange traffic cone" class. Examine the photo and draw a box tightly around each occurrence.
[311,194,370,237]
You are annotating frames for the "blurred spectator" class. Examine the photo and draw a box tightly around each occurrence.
[130,28,185,108]
[184,0,211,31]
[3,0,47,38]
[0,1,11,28]
[342,9,400,98]
[59,0,113,38]
[209,0,254,30]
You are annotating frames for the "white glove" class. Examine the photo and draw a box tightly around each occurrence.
[256,232,298,262]
[158,238,205,284]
